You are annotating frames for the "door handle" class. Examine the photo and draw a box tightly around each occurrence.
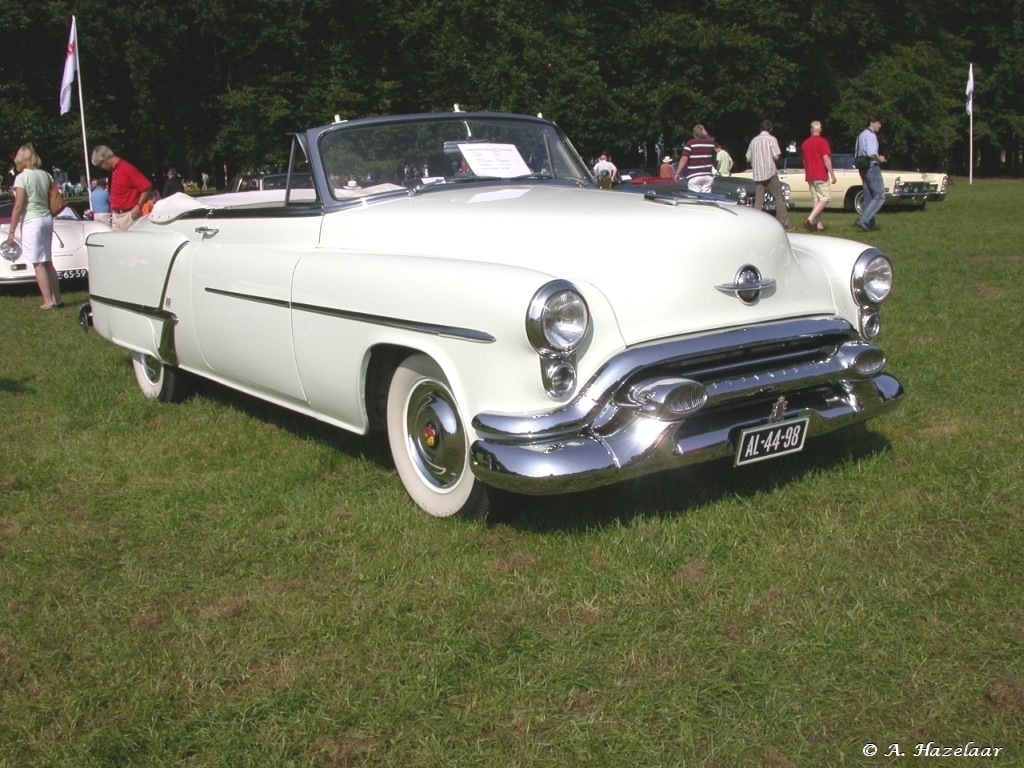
[195,226,219,239]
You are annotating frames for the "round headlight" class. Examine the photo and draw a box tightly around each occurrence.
[526,280,590,355]
[852,250,894,305]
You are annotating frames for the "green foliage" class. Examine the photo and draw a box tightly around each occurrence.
[0,0,1021,185]
[831,43,968,165]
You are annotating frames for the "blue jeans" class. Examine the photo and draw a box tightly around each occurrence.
[858,164,886,229]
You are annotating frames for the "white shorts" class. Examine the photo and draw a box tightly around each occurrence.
[19,216,54,264]
[687,174,714,194]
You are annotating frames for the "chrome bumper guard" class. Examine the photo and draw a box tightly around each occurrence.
[470,317,905,495]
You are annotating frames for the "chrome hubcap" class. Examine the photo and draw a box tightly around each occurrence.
[139,354,162,384]
[405,380,465,490]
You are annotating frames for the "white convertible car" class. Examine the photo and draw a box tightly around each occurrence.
[1,203,110,284]
[83,111,904,518]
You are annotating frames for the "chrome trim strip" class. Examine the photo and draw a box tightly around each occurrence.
[204,287,495,343]
[88,294,179,366]
[89,294,174,322]
[715,280,777,297]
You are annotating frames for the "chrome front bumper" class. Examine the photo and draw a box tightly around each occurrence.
[470,318,905,495]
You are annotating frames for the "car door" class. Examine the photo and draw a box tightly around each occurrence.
[190,211,322,403]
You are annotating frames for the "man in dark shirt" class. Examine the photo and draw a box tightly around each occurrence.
[162,168,185,198]
[674,124,716,193]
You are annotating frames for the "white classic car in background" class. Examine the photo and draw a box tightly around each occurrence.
[1,203,111,284]
[82,111,904,518]
[734,154,948,214]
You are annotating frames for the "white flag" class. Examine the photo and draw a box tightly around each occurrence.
[59,17,78,115]
[966,63,974,116]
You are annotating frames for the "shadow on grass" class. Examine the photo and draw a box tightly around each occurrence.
[0,377,31,394]
[187,372,394,466]
[492,425,893,533]
[0,276,89,297]
[175,366,893,533]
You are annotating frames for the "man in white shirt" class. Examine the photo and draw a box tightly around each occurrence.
[592,154,618,189]
[745,120,791,230]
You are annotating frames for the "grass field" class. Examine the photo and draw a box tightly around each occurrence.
[2,180,1022,766]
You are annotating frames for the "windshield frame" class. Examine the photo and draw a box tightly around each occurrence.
[309,112,596,206]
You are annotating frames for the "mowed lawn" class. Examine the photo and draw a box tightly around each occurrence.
[1,180,1022,766]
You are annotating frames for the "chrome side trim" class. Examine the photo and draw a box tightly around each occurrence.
[88,294,179,366]
[204,288,495,343]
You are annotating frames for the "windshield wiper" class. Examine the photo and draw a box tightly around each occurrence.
[410,172,557,195]
[510,172,553,180]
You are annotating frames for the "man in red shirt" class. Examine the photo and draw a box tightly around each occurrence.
[801,121,838,233]
[90,145,154,232]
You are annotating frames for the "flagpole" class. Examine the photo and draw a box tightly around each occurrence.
[73,17,92,195]
[967,63,974,186]
[969,91,973,186]
[60,16,91,196]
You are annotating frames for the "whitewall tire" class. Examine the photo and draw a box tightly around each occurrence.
[386,354,490,519]
[132,352,188,403]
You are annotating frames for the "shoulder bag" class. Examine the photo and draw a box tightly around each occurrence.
[48,182,66,216]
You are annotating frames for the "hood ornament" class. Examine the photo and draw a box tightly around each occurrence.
[715,264,776,305]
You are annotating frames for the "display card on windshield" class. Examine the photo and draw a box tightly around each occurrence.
[458,143,532,177]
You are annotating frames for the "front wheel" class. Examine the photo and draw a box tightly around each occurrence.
[132,352,189,403]
[386,354,490,519]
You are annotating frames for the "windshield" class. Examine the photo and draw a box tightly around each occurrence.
[318,115,594,200]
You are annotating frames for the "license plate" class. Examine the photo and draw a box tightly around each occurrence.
[734,418,809,466]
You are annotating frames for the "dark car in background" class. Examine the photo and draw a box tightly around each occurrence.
[617,168,792,213]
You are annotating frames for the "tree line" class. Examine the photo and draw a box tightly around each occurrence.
[1,0,1020,189]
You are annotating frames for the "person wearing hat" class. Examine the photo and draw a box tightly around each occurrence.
[659,155,674,178]
[162,167,185,198]
[91,145,153,231]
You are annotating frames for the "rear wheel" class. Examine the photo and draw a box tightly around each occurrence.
[132,352,189,403]
[386,354,490,519]
[848,188,866,214]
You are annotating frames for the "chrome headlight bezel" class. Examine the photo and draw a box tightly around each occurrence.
[859,308,882,339]
[852,249,894,306]
[526,280,590,356]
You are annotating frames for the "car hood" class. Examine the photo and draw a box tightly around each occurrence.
[320,184,838,346]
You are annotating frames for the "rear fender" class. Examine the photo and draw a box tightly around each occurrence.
[87,230,192,363]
